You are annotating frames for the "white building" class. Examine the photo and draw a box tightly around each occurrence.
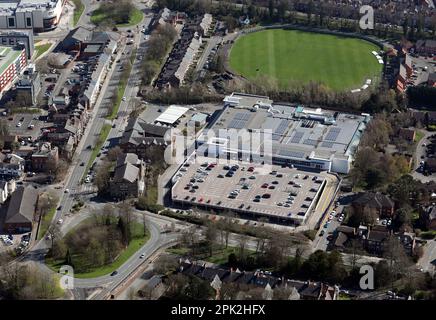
[195,93,370,174]
[0,0,65,32]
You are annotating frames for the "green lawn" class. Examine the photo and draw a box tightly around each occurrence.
[34,43,52,60]
[37,207,56,240]
[229,29,383,91]
[46,222,150,278]
[10,108,41,114]
[72,0,84,26]
[415,130,425,143]
[167,245,256,266]
[145,185,158,205]
[91,7,143,28]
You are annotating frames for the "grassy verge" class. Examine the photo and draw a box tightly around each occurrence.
[34,43,52,60]
[46,222,150,278]
[106,62,132,120]
[167,245,256,266]
[37,207,56,240]
[145,185,158,205]
[420,230,436,239]
[91,7,143,28]
[72,0,84,26]
[415,130,425,143]
[10,108,41,114]
[116,8,143,27]
[81,123,111,181]
[129,47,137,65]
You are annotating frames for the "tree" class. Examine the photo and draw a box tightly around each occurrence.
[374,260,392,289]
[94,161,112,194]
[38,191,59,221]
[180,226,200,257]
[118,202,133,245]
[0,119,9,137]
[65,248,73,267]
[394,206,413,231]
[347,206,377,227]
[107,146,123,162]
[52,237,67,260]
[47,224,61,251]
[183,275,214,300]
[236,234,248,261]
[85,238,105,267]
[204,222,218,256]
[0,262,62,299]
[117,217,128,246]
[268,0,274,20]
[383,236,412,289]
[154,254,178,275]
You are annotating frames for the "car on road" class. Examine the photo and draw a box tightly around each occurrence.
[110,271,118,276]
[319,230,325,236]
[122,97,127,101]
[80,162,85,166]
[57,206,62,211]
[57,219,63,225]
[64,189,69,193]
[139,253,145,259]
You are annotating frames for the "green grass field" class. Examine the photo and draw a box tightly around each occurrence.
[46,222,150,278]
[229,29,383,91]
[91,7,143,28]
[34,43,52,60]
[72,0,84,26]
[37,207,56,240]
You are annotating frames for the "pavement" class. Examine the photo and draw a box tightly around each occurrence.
[8,0,160,299]
[411,130,435,183]
[418,239,436,276]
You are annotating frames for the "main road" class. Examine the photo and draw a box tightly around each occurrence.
[14,1,160,297]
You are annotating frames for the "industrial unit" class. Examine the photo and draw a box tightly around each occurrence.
[196,93,370,174]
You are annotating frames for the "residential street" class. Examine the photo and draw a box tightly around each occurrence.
[418,240,436,276]
[11,1,160,299]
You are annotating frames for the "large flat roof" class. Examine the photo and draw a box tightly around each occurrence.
[155,105,189,125]
[0,0,59,13]
[0,46,22,74]
[201,93,369,164]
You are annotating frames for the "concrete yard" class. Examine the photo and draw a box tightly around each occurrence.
[172,158,329,225]
[4,113,51,141]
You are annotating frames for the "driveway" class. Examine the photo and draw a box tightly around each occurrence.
[418,239,436,276]
[411,130,435,183]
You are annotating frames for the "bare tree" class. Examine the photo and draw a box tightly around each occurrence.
[153,254,178,275]
[106,146,123,162]
[47,224,61,250]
